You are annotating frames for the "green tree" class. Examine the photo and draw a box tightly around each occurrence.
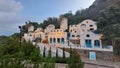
[98,5,120,55]
[42,47,55,68]
[98,5,120,29]
[67,50,84,68]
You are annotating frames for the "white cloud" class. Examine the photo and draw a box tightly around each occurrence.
[0,0,23,12]
[0,0,23,36]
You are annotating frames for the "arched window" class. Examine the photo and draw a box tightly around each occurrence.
[61,38,65,44]
[50,38,52,43]
[57,38,60,43]
[81,24,86,28]
[53,38,56,43]
[85,39,92,48]
[94,40,100,48]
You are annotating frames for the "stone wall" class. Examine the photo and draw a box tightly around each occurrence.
[76,49,114,61]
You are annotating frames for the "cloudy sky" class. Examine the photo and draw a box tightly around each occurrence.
[0,0,95,36]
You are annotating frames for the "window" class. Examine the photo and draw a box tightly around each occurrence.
[53,38,56,43]
[75,31,77,33]
[61,38,64,44]
[86,21,88,23]
[90,25,93,27]
[57,38,60,43]
[30,34,32,36]
[50,38,52,43]
[45,33,48,35]
[94,40,100,48]
[72,35,75,37]
[81,24,86,28]
[85,39,92,48]
[86,34,90,37]
[77,35,80,37]
[81,24,86,26]
[90,28,94,30]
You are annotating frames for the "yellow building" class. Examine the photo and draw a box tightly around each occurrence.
[48,29,67,45]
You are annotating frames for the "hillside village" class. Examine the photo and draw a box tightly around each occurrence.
[23,17,113,57]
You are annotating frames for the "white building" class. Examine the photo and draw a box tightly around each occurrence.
[69,19,102,48]
[23,19,113,52]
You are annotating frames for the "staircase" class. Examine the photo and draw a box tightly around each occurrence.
[37,43,70,58]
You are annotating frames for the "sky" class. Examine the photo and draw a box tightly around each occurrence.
[0,0,95,36]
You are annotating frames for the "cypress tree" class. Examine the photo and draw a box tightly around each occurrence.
[56,48,58,58]
[48,47,52,57]
[63,48,65,58]
[43,46,46,57]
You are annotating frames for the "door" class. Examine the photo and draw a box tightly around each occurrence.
[85,39,92,48]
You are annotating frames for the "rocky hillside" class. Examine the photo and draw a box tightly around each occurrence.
[80,0,120,20]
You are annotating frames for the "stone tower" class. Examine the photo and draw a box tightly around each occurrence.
[28,25,34,32]
[60,17,68,31]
